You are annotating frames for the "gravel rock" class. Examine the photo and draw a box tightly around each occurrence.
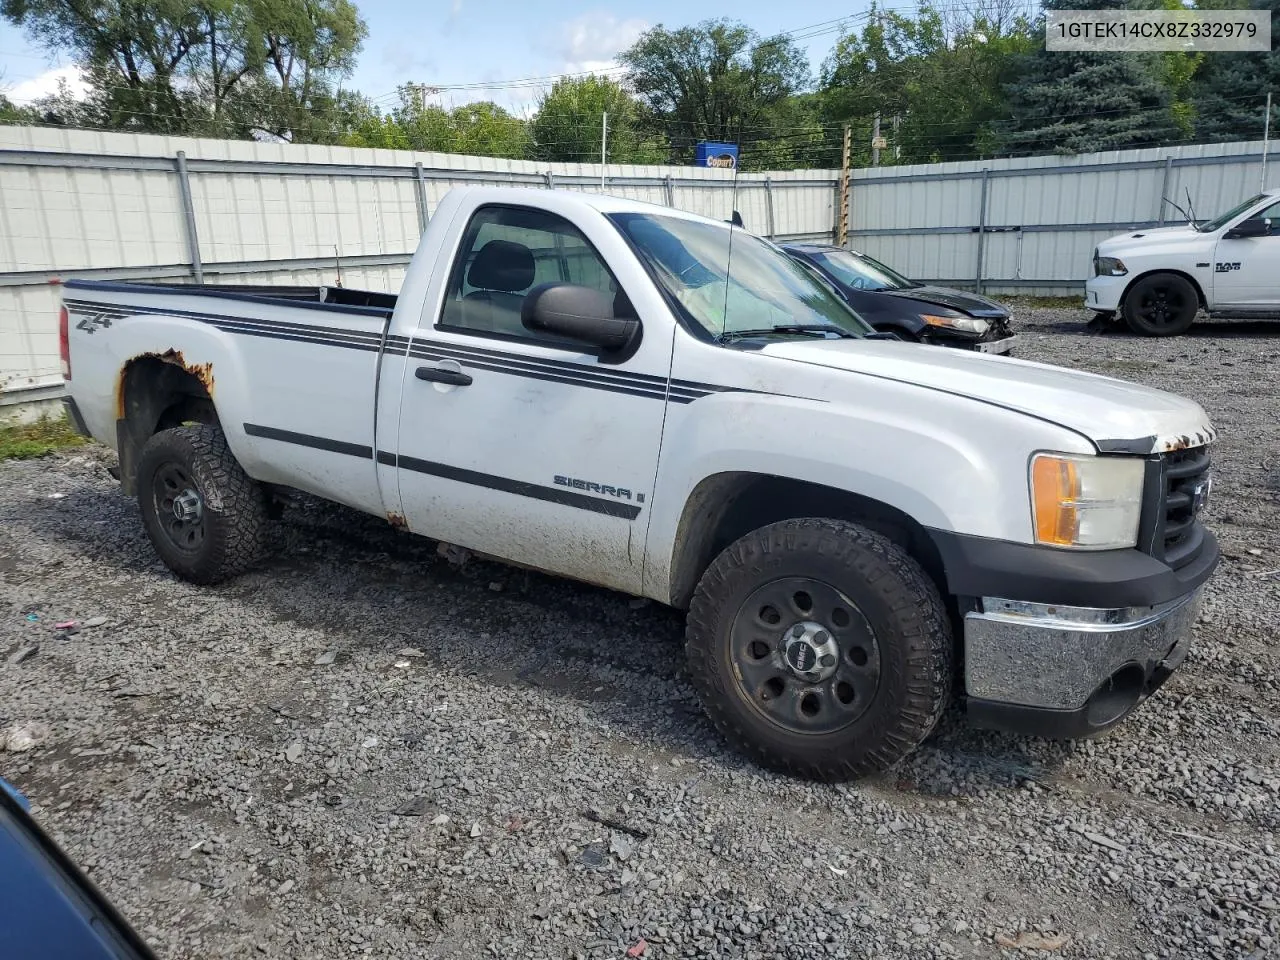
[1,304,1277,960]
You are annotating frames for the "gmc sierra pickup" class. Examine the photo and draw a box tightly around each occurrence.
[59,186,1219,782]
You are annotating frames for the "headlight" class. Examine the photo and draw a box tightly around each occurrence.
[920,313,990,335]
[1030,453,1144,549]
[1094,256,1127,277]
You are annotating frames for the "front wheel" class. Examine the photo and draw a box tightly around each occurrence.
[136,424,273,584]
[685,518,953,782]
[1122,274,1198,336]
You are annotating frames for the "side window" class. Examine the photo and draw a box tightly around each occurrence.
[1246,201,1280,236]
[439,205,627,343]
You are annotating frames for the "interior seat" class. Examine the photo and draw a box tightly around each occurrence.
[458,239,536,336]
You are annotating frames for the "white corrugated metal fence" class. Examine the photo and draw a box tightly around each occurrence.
[0,126,839,406]
[3,126,1278,409]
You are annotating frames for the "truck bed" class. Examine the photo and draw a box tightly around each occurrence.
[65,280,398,315]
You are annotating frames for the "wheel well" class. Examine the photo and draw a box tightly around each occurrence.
[667,473,948,610]
[116,354,218,495]
[1120,269,1206,311]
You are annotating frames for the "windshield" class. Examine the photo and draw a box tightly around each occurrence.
[1197,193,1268,233]
[807,249,916,291]
[610,213,874,339]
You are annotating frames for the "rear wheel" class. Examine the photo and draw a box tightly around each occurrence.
[1122,274,1198,336]
[136,424,273,584]
[685,518,952,782]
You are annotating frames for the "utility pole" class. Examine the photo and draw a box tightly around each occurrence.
[871,112,882,167]
[838,123,851,247]
[1262,92,1273,192]
[404,83,439,110]
[601,111,608,189]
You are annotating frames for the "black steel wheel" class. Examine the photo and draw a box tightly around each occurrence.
[729,577,882,736]
[136,424,273,584]
[1122,273,1198,336]
[150,461,207,556]
[686,518,953,782]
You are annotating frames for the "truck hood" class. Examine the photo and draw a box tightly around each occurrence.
[760,339,1215,454]
[1096,223,1205,257]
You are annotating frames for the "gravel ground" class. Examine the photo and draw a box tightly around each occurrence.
[2,303,1278,960]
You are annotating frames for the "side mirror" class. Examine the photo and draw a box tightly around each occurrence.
[1224,217,1269,239]
[522,283,640,355]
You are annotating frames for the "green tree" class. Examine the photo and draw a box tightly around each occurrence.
[617,18,810,167]
[1,0,367,140]
[530,75,665,164]
[1189,0,1278,142]
[820,2,1037,164]
[342,90,530,159]
[0,92,38,124]
[997,0,1180,155]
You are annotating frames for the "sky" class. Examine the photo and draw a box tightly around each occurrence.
[0,1,879,116]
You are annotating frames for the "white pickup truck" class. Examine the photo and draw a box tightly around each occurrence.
[1087,189,1280,335]
[59,186,1219,781]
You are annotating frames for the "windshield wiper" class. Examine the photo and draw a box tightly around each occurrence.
[719,324,857,342]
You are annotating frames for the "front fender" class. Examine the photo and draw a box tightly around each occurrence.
[643,384,1094,601]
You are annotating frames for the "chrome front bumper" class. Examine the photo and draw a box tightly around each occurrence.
[963,588,1203,736]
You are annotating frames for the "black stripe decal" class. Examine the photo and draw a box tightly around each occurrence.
[240,425,640,519]
[380,451,641,520]
[414,338,670,389]
[67,300,763,403]
[243,423,373,459]
[66,299,384,349]
[67,298,388,337]
[216,327,381,353]
[414,351,670,401]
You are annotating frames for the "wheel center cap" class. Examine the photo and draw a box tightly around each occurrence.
[782,621,839,683]
[173,489,202,521]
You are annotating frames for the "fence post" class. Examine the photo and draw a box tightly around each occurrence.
[764,177,776,239]
[414,162,430,232]
[544,171,555,190]
[837,124,851,246]
[974,167,991,294]
[1158,155,1173,225]
[173,151,203,284]
[664,174,675,207]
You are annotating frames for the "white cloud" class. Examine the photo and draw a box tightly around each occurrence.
[556,12,648,75]
[4,65,89,105]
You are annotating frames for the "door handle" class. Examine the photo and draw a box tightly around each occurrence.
[416,365,473,386]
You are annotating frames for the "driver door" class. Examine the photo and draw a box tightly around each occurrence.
[1213,199,1280,308]
[390,203,673,595]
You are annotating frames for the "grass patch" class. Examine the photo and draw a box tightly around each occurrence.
[0,414,89,460]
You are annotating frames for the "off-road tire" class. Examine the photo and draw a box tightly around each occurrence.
[1122,273,1198,336]
[136,424,273,584]
[686,518,953,782]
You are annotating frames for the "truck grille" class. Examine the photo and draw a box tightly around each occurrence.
[1154,447,1211,570]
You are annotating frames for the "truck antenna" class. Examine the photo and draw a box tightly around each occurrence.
[719,123,743,340]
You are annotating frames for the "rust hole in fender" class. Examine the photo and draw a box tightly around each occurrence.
[116,349,215,418]
[386,511,408,530]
